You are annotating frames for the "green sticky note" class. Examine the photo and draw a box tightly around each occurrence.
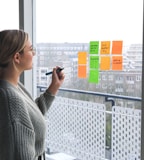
[89,41,99,54]
[89,69,99,83]
[90,56,99,69]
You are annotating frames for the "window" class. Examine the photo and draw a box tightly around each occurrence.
[35,0,143,159]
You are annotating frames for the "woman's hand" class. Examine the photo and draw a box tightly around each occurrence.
[46,66,65,95]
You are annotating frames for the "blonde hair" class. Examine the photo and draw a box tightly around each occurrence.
[0,29,28,68]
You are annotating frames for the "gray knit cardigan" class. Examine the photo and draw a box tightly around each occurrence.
[0,80,55,160]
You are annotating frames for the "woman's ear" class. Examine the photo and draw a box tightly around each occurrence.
[13,52,20,64]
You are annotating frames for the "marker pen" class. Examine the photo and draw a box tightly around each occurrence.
[45,67,64,75]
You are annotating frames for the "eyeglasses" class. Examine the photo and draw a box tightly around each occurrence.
[30,45,36,52]
[19,45,37,55]
[31,46,36,55]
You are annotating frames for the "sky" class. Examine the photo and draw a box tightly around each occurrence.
[0,0,143,44]
[36,0,143,44]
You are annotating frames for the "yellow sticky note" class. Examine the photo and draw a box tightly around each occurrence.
[112,56,123,70]
[78,65,87,78]
[100,56,110,70]
[78,52,87,64]
[100,41,110,54]
[112,41,123,54]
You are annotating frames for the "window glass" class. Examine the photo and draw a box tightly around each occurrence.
[36,0,143,97]
[36,0,143,159]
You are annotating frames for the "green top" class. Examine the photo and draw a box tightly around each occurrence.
[0,80,55,160]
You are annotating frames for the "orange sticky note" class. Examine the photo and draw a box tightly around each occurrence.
[78,65,87,78]
[112,56,123,70]
[100,41,110,54]
[112,41,123,54]
[100,56,110,70]
[78,52,87,64]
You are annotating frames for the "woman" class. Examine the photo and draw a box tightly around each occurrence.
[0,29,65,160]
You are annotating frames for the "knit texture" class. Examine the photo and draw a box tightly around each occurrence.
[0,80,55,160]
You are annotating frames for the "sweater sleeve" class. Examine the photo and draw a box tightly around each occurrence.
[18,82,55,115]
[35,91,55,115]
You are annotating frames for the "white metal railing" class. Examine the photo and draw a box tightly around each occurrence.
[45,96,141,160]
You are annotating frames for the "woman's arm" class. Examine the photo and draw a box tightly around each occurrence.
[35,67,65,115]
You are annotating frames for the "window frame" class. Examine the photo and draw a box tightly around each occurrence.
[19,0,37,98]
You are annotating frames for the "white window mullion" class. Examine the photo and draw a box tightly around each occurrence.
[19,0,36,98]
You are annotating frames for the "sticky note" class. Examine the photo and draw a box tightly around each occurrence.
[78,65,87,78]
[112,41,123,54]
[89,56,99,69]
[112,56,123,70]
[100,41,110,54]
[100,56,110,70]
[89,41,99,54]
[78,51,87,64]
[89,69,99,83]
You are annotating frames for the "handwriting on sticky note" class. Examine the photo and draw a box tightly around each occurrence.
[90,56,99,69]
[100,41,110,54]
[90,41,99,54]
[112,56,123,70]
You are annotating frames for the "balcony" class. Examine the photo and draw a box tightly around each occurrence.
[37,86,141,160]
